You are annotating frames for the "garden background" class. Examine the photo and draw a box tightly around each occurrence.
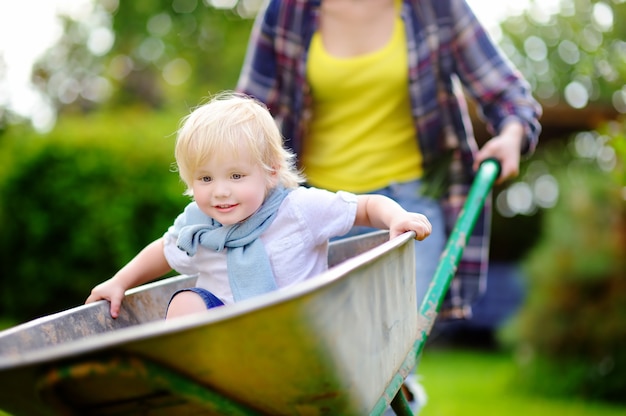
[0,0,625,414]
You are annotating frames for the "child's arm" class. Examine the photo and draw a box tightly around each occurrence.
[354,195,432,241]
[85,237,172,318]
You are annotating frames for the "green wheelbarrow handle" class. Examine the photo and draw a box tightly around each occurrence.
[417,157,501,352]
[379,159,502,416]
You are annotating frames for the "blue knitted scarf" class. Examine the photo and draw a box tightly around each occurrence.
[174,186,290,301]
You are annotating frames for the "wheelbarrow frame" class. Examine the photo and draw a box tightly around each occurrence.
[379,159,501,415]
[0,160,500,416]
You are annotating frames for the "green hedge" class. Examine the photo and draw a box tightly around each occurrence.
[502,127,626,403]
[0,109,187,323]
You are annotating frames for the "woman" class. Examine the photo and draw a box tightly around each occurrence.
[236,0,541,325]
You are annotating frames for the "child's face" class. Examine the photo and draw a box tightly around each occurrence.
[191,146,271,225]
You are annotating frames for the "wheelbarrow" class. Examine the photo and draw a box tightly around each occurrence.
[0,160,500,415]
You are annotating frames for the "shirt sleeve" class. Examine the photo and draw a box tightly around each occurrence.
[446,0,542,152]
[162,227,198,276]
[236,0,281,114]
[293,187,358,244]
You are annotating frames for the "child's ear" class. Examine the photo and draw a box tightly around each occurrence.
[267,167,279,186]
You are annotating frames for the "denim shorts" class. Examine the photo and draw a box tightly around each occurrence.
[167,287,225,312]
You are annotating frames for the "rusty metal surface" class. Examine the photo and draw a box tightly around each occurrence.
[0,231,416,416]
[0,275,197,357]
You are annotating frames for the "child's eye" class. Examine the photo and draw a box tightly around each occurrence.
[232,173,243,180]
[200,176,212,182]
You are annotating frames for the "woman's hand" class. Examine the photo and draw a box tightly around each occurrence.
[474,121,524,184]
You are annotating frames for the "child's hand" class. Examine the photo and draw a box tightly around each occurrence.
[355,195,433,240]
[389,212,432,241]
[85,279,126,319]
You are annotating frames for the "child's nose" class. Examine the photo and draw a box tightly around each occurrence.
[213,180,231,197]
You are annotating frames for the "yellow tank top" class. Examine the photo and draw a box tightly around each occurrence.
[304,12,423,193]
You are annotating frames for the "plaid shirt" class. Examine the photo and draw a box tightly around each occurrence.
[237,0,542,313]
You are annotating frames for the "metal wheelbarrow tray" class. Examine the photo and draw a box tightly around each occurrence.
[0,160,500,416]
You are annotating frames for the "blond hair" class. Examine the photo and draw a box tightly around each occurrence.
[174,92,305,196]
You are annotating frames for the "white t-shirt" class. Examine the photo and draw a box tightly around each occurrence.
[163,187,358,304]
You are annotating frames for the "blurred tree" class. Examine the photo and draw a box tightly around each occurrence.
[486,0,625,262]
[499,0,626,113]
[22,0,626,128]
[501,128,626,403]
[0,54,14,137]
[0,110,185,322]
[31,0,256,118]
[494,2,626,399]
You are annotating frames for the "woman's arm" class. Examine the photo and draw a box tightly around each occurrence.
[447,0,542,155]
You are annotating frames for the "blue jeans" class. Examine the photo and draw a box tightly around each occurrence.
[167,287,225,311]
[337,179,446,308]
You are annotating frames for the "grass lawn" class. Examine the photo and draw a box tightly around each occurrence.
[0,339,624,416]
[417,347,626,416]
